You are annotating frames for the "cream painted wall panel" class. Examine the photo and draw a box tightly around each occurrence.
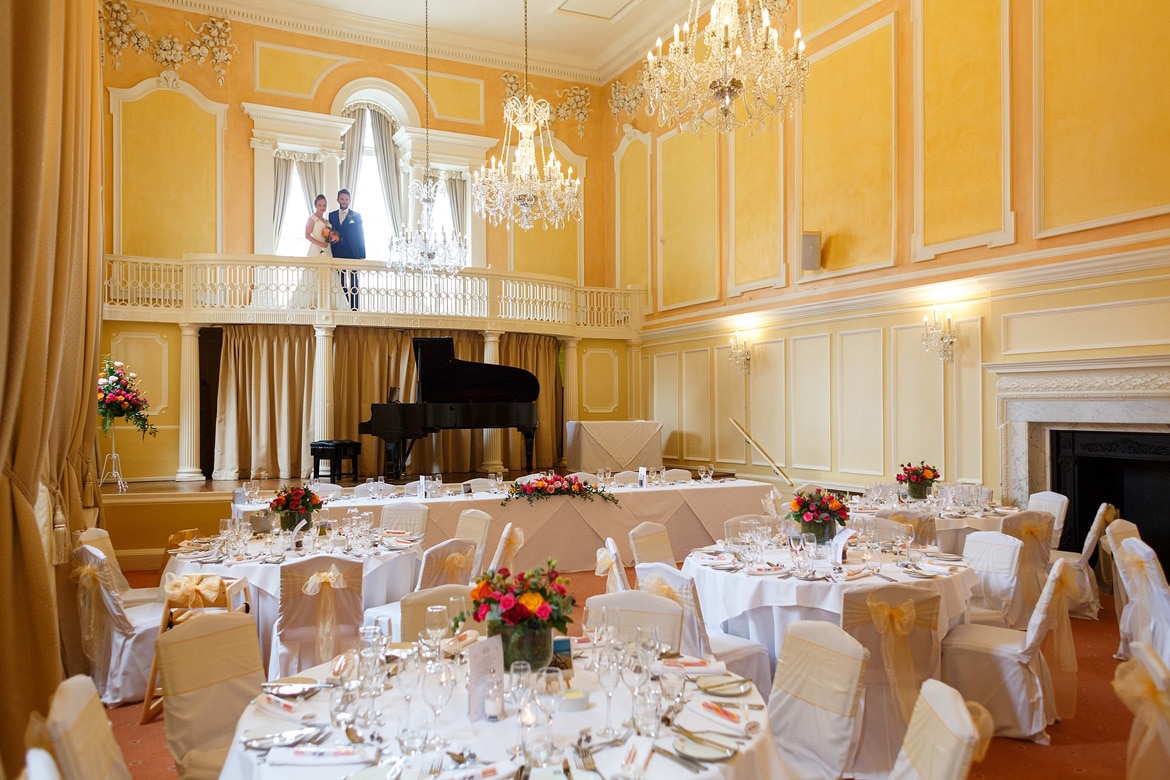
[640,353,651,422]
[654,352,681,459]
[513,217,580,281]
[658,129,719,309]
[399,69,485,124]
[617,137,650,290]
[682,350,712,461]
[255,43,351,98]
[581,348,619,413]
[1039,0,1170,233]
[953,318,983,484]
[920,0,1004,246]
[749,339,787,469]
[790,334,831,471]
[731,122,782,290]
[1002,298,1170,355]
[837,329,883,475]
[802,0,881,38]
[714,346,747,464]
[892,325,944,469]
[801,19,895,272]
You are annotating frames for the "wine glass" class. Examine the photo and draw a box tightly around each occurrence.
[595,646,622,738]
[582,604,607,670]
[895,524,915,565]
[425,605,449,646]
[396,651,421,722]
[534,667,566,719]
[421,659,456,748]
[509,660,533,706]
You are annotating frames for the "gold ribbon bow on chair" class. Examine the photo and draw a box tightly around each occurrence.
[1043,562,1081,718]
[1113,656,1170,758]
[303,564,347,664]
[164,572,225,609]
[596,548,620,592]
[70,563,105,664]
[642,575,699,617]
[440,551,471,583]
[502,528,525,569]
[868,596,920,723]
[1019,517,1049,543]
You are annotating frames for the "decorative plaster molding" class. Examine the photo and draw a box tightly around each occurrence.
[500,74,593,140]
[609,72,646,120]
[101,1,239,86]
[995,369,1170,396]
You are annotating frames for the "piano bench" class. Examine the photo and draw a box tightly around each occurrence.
[310,439,361,481]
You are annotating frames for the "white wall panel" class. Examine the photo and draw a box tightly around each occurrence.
[953,317,983,483]
[1002,297,1170,354]
[110,331,170,416]
[790,334,831,470]
[837,329,884,474]
[714,345,748,464]
[891,325,944,470]
[681,349,712,460]
[749,339,787,468]
[654,352,681,459]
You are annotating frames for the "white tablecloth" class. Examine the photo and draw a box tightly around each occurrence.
[565,420,663,473]
[933,512,1006,553]
[221,660,783,780]
[236,480,775,573]
[682,550,978,665]
[165,546,417,669]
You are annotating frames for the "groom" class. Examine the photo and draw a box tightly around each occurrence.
[329,188,365,311]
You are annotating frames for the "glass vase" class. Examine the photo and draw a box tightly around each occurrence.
[907,481,930,500]
[487,620,553,671]
[799,519,835,546]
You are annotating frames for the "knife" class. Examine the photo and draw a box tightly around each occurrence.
[875,571,898,582]
[672,725,736,753]
[652,746,703,773]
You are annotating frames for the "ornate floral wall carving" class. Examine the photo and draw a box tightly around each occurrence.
[500,74,593,140]
[608,78,645,121]
[100,1,238,87]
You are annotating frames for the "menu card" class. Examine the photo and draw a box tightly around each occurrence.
[466,634,504,722]
[831,528,856,565]
[638,466,647,488]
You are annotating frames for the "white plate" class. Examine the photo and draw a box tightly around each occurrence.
[176,550,214,560]
[905,568,938,579]
[673,735,737,762]
[696,676,752,697]
[793,571,828,582]
[930,553,964,562]
[695,554,735,566]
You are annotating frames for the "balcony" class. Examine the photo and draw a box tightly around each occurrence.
[103,254,642,339]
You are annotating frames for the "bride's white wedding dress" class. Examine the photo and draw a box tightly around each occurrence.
[307,214,332,257]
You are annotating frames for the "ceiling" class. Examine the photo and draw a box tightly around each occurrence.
[161,0,698,84]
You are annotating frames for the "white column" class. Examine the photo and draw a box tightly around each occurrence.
[250,140,276,254]
[561,337,580,468]
[627,339,643,419]
[311,325,335,444]
[175,324,204,481]
[480,330,505,473]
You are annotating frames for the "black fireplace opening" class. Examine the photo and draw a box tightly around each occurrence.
[1050,429,1170,566]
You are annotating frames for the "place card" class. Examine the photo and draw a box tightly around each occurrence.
[830,528,856,565]
[550,635,574,680]
[466,634,504,722]
[638,466,647,488]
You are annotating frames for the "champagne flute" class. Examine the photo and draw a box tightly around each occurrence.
[595,646,622,738]
[581,604,607,670]
[421,659,455,748]
[425,604,449,646]
[507,660,534,758]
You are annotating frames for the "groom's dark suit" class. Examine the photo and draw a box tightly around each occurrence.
[328,208,365,310]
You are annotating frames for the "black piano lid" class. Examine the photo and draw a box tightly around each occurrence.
[412,337,540,404]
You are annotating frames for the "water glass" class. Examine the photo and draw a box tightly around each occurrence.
[329,681,359,729]
[632,685,662,738]
[659,669,685,706]
[534,667,566,717]
[519,697,554,767]
[509,660,533,706]
[425,605,450,644]
[802,532,818,559]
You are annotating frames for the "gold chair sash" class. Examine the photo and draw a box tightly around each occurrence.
[303,565,347,664]
[502,528,525,566]
[440,551,472,583]
[70,563,105,664]
[1113,656,1170,749]
[1041,562,1080,719]
[164,573,224,610]
[842,594,939,724]
[596,548,622,593]
[641,575,699,618]
[967,702,995,762]
[1019,517,1050,543]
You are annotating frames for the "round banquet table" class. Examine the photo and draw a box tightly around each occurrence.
[220,660,785,780]
[682,547,978,666]
[165,543,418,670]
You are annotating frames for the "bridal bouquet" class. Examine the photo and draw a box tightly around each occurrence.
[501,473,619,507]
[322,227,340,244]
[97,356,158,438]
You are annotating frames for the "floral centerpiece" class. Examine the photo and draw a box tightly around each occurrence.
[500,473,619,507]
[897,461,941,500]
[457,559,576,670]
[786,488,850,545]
[97,356,158,437]
[269,485,323,532]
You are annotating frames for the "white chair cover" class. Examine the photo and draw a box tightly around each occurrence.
[1051,501,1115,620]
[157,612,266,779]
[271,556,363,679]
[77,527,158,607]
[488,522,525,574]
[723,514,767,543]
[635,563,772,696]
[1113,641,1170,780]
[1115,538,1170,665]
[1027,491,1070,549]
[71,545,165,705]
[613,470,639,485]
[595,538,630,593]
[794,483,826,495]
[516,473,544,484]
[1108,519,1142,653]
[315,482,343,500]
[379,501,429,537]
[767,621,868,780]
[941,558,1077,743]
[41,675,131,780]
[628,521,674,566]
[875,508,937,547]
[417,538,478,590]
[565,472,597,485]
[1001,510,1054,629]
[398,583,484,643]
[963,531,1024,628]
[462,478,494,493]
[583,591,683,654]
[662,468,692,482]
[841,585,941,778]
[352,482,374,498]
[455,508,493,578]
[889,679,994,780]
[24,748,62,780]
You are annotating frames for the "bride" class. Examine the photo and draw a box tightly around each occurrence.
[305,194,332,256]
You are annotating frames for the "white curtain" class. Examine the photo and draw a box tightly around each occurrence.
[272,155,295,250]
[212,326,316,481]
[447,174,467,236]
[366,107,404,238]
[499,333,561,469]
[296,158,325,213]
[339,106,367,193]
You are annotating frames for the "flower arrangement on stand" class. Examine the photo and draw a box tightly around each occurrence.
[500,473,619,507]
[269,485,323,532]
[97,356,158,438]
[897,461,941,500]
[786,488,850,545]
[458,559,576,670]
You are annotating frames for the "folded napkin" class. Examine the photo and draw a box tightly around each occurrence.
[685,699,763,737]
[437,759,521,780]
[266,745,374,766]
[842,568,871,581]
[442,629,479,656]
[653,657,727,676]
[692,552,735,566]
[252,693,304,723]
[692,543,725,555]
[745,564,785,576]
[922,560,969,573]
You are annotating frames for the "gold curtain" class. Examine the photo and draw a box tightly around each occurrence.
[212,325,316,480]
[499,333,561,469]
[2,0,103,774]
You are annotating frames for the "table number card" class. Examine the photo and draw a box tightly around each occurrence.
[638,466,647,488]
[467,634,504,721]
[831,528,856,565]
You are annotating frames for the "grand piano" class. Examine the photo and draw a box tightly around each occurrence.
[358,337,539,478]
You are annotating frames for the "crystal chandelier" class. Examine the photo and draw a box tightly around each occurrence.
[471,0,583,231]
[388,0,468,276]
[922,307,957,362]
[642,0,809,135]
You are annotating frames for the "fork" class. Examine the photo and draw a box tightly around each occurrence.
[576,745,607,780]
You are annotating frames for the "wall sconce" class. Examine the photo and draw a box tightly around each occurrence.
[922,307,956,362]
[729,331,751,374]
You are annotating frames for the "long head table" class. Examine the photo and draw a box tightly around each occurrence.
[236,479,776,572]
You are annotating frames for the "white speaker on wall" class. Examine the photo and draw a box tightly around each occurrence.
[801,232,822,271]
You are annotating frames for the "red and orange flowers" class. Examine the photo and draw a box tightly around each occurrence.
[460,559,575,634]
[501,473,618,507]
[97,356,158,438]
